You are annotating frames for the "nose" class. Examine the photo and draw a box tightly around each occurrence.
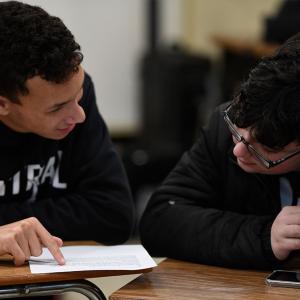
[65,103,86,125]
[233,140,251,158]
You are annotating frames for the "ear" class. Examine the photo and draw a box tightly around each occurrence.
[0,96,11,116]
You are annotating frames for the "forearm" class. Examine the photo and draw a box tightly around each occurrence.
[141,198,278,269]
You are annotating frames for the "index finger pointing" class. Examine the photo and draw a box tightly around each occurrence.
[33,221,65,265]
[46,241,65,265]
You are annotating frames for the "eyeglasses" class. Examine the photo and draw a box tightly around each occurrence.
[223,104,300,169]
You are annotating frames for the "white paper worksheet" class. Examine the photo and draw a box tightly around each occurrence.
[29,245,157,274]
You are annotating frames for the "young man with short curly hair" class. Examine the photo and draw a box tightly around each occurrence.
[140,32,300,270]
[0,1,134,266]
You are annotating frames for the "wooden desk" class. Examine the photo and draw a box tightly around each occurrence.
[0,242,152,300]
[213,35,279,58]
[110,258,300,300]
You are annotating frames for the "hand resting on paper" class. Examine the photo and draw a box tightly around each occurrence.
[0,217,65,266]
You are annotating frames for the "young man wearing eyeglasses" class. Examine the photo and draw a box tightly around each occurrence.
[140,32,300,269]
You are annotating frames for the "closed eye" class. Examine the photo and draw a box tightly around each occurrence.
[47,87,83,114]
[48,103,66,113]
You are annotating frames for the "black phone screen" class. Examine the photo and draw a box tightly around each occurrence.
[268,271,300,282]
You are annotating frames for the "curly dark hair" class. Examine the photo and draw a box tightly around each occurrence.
[229,32,300,149]
[0,1,83,102]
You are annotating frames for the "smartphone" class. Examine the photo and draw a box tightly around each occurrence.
[266,270,300,288]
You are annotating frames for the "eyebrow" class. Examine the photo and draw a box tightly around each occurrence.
[48,81,84,111]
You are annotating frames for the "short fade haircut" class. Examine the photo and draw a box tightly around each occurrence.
[0,1,83,102]
[229,32,300,150]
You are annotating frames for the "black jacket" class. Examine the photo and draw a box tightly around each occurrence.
[140,104,287,269]
[0,73,134,244]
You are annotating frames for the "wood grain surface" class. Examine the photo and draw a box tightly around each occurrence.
[110,258,300,300]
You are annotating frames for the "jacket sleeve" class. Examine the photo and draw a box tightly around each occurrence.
[140,106,281,269]
[1,75,135,244]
